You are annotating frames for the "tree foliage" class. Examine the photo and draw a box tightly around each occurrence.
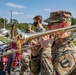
[71,17,76,25]
[0,17,76,31]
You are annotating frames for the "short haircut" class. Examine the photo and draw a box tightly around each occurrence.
[33,15,43,23]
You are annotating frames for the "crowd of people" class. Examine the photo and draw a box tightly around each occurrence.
[6,10,76,75]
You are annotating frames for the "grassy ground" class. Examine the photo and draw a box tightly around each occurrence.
[0,36,9,43]
[73,40,76,46]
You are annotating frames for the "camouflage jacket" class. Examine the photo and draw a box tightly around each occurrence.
[30,38,76,75]
[35,27,46,32]
[25,30,35,33]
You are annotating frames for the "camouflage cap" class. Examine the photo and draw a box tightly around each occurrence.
[44,10,72,24]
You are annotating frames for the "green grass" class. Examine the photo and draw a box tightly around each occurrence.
[0,36,9,43]
[73,40,76,46]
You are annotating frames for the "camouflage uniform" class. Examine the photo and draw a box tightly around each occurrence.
[35,27,45,32]
[20,50,31,75]
[30,48,54,75]
[25,24,35,33]
[20,25,35,75]
[20,25,45,75]
[30,27,46,75]
[69,69,76,75]
[30,11,76,75]
[30,38,76,75]
[52,38,76,75]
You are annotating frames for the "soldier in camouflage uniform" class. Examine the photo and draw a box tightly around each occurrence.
[30,10,76,75]
[20,15,45,75]
[33,15,45,32]
[25,24,35,33]
[20,24,35,75]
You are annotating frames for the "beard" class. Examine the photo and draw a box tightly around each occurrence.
[33,22,38,27]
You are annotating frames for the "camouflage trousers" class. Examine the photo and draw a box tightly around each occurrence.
[20,52,31,75]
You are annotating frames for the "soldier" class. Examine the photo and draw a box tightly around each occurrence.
[25,24,35,33]
[30,10,76,75]
[33,15,45,32]
[20,24,35,75]
[20,15,45,75]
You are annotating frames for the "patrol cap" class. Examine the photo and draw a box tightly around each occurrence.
[44,10,72,24]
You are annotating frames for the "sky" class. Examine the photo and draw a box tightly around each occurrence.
[0,0,76,24]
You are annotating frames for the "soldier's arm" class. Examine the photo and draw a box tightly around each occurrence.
[30,54,40,74]
[30,42,41,74]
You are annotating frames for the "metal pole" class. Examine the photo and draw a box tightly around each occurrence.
[4,18,5,28]
[10,10,13,39]
[10,10,12,24]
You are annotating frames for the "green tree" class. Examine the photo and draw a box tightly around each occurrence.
[12,19,19,24]
[71,17,76,25]
[0,17,8,28]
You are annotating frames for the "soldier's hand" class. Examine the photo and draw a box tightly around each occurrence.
[40,35,54,48]
[22,52,30,62]
[30,40,41,56]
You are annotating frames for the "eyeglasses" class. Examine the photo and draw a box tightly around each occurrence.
[48,23,54,26]
[66,18,71,22]
[48,21,61,26]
